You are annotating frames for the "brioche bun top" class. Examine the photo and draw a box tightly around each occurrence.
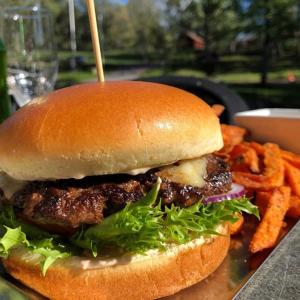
[0,81,223,180]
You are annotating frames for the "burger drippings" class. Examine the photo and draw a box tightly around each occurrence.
[2,155,231,234]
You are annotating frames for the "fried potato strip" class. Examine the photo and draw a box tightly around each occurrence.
[249,186,290,253]
[249,142,265,155]
[230,144,260,173]
[281,150,300,169]
[232,143,284,190]
[255,191,272,216]
[221,124,247,148]
[229,213,244,235]
[263,143,284,187]
[216,121,300,252]
[211,104,225,117]
[287,195,300,218]
[284,161,300,197]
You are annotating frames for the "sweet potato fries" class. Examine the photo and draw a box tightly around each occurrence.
[216,123,300,253]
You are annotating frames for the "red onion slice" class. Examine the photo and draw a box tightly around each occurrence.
[202,183,245,205]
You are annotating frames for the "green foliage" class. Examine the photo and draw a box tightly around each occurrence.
[126,0,167,58]
[99,1,136,50]
[164,0,239,53]
[241,0,298,39]
[235,0,299,83]
[3,0,299,61]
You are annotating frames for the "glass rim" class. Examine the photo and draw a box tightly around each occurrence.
[0,6,51,19]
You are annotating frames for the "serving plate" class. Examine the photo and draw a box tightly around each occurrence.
[235,108,300,154]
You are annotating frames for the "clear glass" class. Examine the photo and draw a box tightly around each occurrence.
[0,6,58,106]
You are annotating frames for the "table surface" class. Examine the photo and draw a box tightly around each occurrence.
[234,220,300,300]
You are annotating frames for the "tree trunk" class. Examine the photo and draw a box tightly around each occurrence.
[203,3,210,58]
[261,32,270,85]
[203,1,216,75]
[296,1,300,57]
[261,3,271,85]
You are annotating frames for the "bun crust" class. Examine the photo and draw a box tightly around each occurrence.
[0,81,223,180]
[3,231,229,300]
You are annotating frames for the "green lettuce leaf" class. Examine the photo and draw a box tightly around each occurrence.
[71,179,259,254]
[0,206,71,275]
[0,205,54,239]
[0,227,28,257]
[0,178,259,275]
[71,178,166,255]
[31,241,70,276]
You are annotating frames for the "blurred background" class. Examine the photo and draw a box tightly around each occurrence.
[1,0,300,111]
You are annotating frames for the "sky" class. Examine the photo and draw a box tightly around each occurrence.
[110,0,128,4]
[75,0,128,12]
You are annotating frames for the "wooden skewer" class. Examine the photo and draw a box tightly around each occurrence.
[86,0,105,82]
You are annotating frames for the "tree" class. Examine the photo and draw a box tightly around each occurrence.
[162,0,196,49]
[199,0,238,73]
[163,0,239,74]
[238,0,298,84]
[127,0,166,59]
[95,0,136,51]
[2,0,72,50]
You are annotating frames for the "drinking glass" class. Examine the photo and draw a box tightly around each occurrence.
[0,6,58,106]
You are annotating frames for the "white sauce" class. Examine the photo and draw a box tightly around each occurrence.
[0,157,208,199]
[77,238,208,270]
[125,167,152,175]
[62,225,224,270]
[13,225,225,271]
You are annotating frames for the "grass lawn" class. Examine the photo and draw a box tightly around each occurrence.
[141,54,300,84]
[141,68,260,83]
[139,54,300,108]
[56,52,300,108]
[56,50,148,88]
[141,68,300,108]
[56,70,96,89]
[229,83,300,109]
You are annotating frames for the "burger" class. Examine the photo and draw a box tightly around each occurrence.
[0,81,258,299]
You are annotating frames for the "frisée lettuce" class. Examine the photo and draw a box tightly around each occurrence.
[0,179,259,274]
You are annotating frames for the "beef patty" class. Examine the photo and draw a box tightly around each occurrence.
[6,155,231,234]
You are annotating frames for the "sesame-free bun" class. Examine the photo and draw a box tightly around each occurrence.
[3,226,229,300]
[0,81,223,180]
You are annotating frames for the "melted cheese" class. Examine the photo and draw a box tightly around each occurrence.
[0,174,27,199]
[158,157,207,187]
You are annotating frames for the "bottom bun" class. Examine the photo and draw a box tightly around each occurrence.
[3,227,229,300]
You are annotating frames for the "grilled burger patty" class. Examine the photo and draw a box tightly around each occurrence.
[3,155,231,234]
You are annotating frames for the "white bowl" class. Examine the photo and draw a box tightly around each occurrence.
[234,108,300,154]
